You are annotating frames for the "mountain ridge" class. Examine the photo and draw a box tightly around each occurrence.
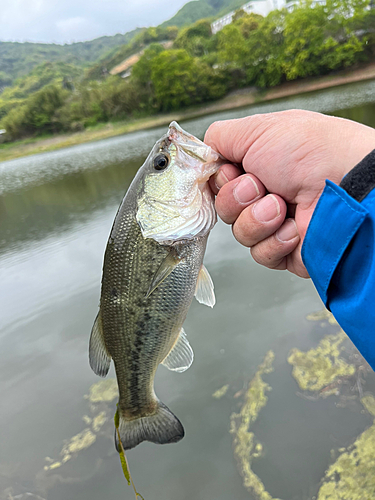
[0,0,249,85]
[0,29,142,85]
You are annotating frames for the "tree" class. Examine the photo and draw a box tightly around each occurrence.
[2,85,67,139]
[150,49,225,111]
[246,10,286,87]
[217,24,248,67]
[174,20,213,57]
[132,43,165,87]
[235,12,263,38]
[282,0,366,80]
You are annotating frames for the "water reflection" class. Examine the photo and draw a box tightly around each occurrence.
[0,158,140,254]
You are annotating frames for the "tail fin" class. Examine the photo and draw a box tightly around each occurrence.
[115,402,184,451]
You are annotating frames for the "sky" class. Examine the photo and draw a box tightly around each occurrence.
[0,0,190,44]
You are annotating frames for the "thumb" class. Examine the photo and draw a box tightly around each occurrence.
[204,115,264,164]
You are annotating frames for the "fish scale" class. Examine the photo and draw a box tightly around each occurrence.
[102,213,205,418]
[89,121,226,450]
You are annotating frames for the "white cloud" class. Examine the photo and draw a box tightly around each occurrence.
[0,0,189,44]
[55,16,101,42]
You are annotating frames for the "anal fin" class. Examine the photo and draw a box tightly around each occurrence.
[89,312,111,377]
[161,328,194,373]
[195,264,215,308]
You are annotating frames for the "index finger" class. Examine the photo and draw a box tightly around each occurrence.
[204,115,265,164]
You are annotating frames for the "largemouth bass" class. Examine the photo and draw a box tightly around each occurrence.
[89,121,225,450]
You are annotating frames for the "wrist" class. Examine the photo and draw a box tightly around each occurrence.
[340,148,375,202]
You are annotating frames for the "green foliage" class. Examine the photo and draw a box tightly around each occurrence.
[161,2,215,28]
[1,0,374,141]
[0,71,12,88]
[0,62,81,120]
[246,10,286,88]
[132,44,165,86]
[161,0,253,28]
[0,30,141,86]
[150,49,226,111]
[86,26,178,81]
[174,20,213,57]
[232,8,247,22]
[56,78,149,130]
[217,24,248,66]
[235,12,263,38]
[2,85,68,139]
[2,62,81,100]
[281,0,367,80]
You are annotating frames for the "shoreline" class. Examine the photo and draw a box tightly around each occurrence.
[1,62,375,163]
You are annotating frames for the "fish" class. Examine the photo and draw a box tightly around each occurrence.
[89,121,226,450]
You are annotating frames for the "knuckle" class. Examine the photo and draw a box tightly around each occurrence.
[250,238,286,269]
[233,207,272,246]
[232,223,250,246]
[232,217,260,247]
[250,244,274,266]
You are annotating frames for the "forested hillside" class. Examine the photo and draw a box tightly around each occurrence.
[160,0,253,27]
[0,29,141,86]
[0,0,252,87]
[0,62,83,120]
[85,0,248,78]
[84,26,179,81]
[1,0,374,142]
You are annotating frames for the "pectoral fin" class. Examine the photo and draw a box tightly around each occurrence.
[195,265,215,308]
[161,328,194,373]
[89,312,111,377]
[146,248,181,299]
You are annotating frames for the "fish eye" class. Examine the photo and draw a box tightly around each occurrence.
[153,153,169,171]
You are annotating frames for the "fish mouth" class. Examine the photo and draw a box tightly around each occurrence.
[168,121,223,180]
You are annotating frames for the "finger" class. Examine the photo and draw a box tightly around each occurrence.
[205,115,265,163]
[232,194,287,247]
[209,163,242,195]
[215,174,266,224]
[250,219,300,270]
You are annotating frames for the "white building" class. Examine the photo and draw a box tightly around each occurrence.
[211,0,279,34]
[210,0,327,34]
[285,0,326,10]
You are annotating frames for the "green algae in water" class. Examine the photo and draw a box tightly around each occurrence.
[212,384,229,399]
[288,331,355,392]
[306,309,339,325]
[362,395,375,417]
[230,350,282,500]
[114,407,144,500]
[317,396,375,500]
[86,378,118,403]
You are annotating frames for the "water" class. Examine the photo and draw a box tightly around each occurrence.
[1,80,375,500]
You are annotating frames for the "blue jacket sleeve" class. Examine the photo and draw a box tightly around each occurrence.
[302,150,375,370]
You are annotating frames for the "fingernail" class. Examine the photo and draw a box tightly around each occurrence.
[276,219,298,242]
[253,195,280,222]
[214,170,229,190]
[233,176,259,204]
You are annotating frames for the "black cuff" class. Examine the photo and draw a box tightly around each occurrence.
[340,149,375,202]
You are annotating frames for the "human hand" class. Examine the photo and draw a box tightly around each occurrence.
[205,110,375,278]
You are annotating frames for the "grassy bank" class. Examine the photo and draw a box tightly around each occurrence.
[1,62,375,163]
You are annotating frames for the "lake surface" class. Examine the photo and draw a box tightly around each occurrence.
[1,79,375,500]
